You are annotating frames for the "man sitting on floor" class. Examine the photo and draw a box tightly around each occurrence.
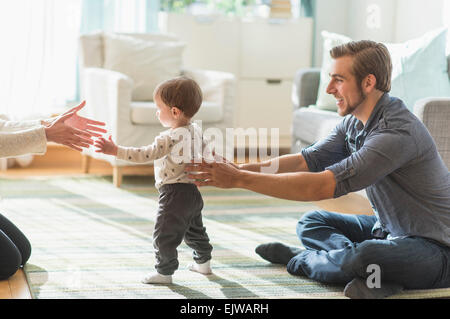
[185,40,450,299]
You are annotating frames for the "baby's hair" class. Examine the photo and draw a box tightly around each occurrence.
[154,76,203,118]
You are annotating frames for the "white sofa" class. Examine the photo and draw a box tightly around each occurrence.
[78,32,235,186]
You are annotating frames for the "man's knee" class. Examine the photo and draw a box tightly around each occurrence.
[340,240,385,277]
[296,210,330,238]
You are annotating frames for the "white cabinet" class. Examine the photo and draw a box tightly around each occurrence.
[240,19,313,79]
[162,13,313,148]
[237,79,293,136]
[161,13,240,74]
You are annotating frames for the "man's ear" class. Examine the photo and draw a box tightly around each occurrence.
[363,74,377,92]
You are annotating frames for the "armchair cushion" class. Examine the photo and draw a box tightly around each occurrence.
[130,101,223,125]
[292,106,342,144]
[414,97,450,169]
[292,67,321,110]
[103,32,185,101]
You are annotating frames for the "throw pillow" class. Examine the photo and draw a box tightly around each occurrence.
[386,28,450,110]
[315,28,450,112]
[103,33,185,101]
[315,31,352,111]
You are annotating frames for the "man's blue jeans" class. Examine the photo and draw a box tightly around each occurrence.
[286,210,450,289]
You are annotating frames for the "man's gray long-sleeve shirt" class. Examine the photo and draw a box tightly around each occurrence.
[301,93,450,247]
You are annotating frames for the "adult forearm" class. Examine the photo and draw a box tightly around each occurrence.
[186,154,331,199]
[0,128,47,157]
[236,169,336,201]
[239,154,309,174]
[0,119,43,132]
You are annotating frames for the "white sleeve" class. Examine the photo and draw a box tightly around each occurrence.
[0,118,42,132]
[116,133,175,163]
[0,126,47,158]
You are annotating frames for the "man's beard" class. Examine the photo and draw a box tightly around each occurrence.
[339,87,367,117]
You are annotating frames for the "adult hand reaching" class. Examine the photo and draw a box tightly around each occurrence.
[185,155,242,188]
[62,101,107,137]
[43,101,105,152]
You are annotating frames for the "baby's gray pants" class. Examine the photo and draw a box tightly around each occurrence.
[153,183,212,275]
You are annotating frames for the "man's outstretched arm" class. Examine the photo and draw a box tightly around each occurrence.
[186,160,336,202]
[237,169,336,201]
[238,153,310,174]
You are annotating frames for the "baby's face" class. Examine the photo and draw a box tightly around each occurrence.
[154,94,175,128]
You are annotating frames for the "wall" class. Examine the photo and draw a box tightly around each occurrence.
[347,0,396,42]
[313,0,349,66]
[394,0,445,42]
[162,13,313,147]
[313,0,448,66]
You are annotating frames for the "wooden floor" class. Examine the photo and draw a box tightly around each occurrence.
[0,144,373,299]
[0,269,32,299]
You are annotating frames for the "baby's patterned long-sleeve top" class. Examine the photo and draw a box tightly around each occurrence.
[116,122,211,189]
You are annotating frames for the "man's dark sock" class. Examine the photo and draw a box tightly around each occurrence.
[255,242,303,265]
[344,277,404,299]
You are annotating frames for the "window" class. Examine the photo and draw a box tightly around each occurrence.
[0,0,159,120]
[0,0,82,119]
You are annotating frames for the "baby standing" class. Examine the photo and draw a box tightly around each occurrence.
[95,76,213,284]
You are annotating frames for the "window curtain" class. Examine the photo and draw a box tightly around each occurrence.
[300,0,316,65]
[0,0,160,120]
[80,0,160,34]
[76,0,160,101]
[300,0,314,17]
[444,0,450,54]
[0,0,82,120]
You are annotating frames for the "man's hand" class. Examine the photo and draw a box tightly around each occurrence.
[186,153,336,201]
[185,156,242,188]
[44,110,94,152]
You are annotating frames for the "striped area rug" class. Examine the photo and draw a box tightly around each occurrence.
[0,175,449,299]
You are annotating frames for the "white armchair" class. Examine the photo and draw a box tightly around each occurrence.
[78,32,235,186]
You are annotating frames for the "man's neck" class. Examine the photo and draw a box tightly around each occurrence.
[353,91,384,126]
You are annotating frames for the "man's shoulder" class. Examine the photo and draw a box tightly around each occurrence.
[377,95,419,130]
[370,96,435,150]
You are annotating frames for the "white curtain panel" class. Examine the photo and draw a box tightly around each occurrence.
[0,0,156,120]
[444,0,450,55]
[0,0,82,120]
[111,0,148,32]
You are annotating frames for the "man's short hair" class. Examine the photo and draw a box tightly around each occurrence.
[330,40,392,92]
[154,76,203,118]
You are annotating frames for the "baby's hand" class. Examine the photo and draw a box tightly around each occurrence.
[94,135,118,156]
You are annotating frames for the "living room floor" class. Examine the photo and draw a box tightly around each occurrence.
[0,144,373,299]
